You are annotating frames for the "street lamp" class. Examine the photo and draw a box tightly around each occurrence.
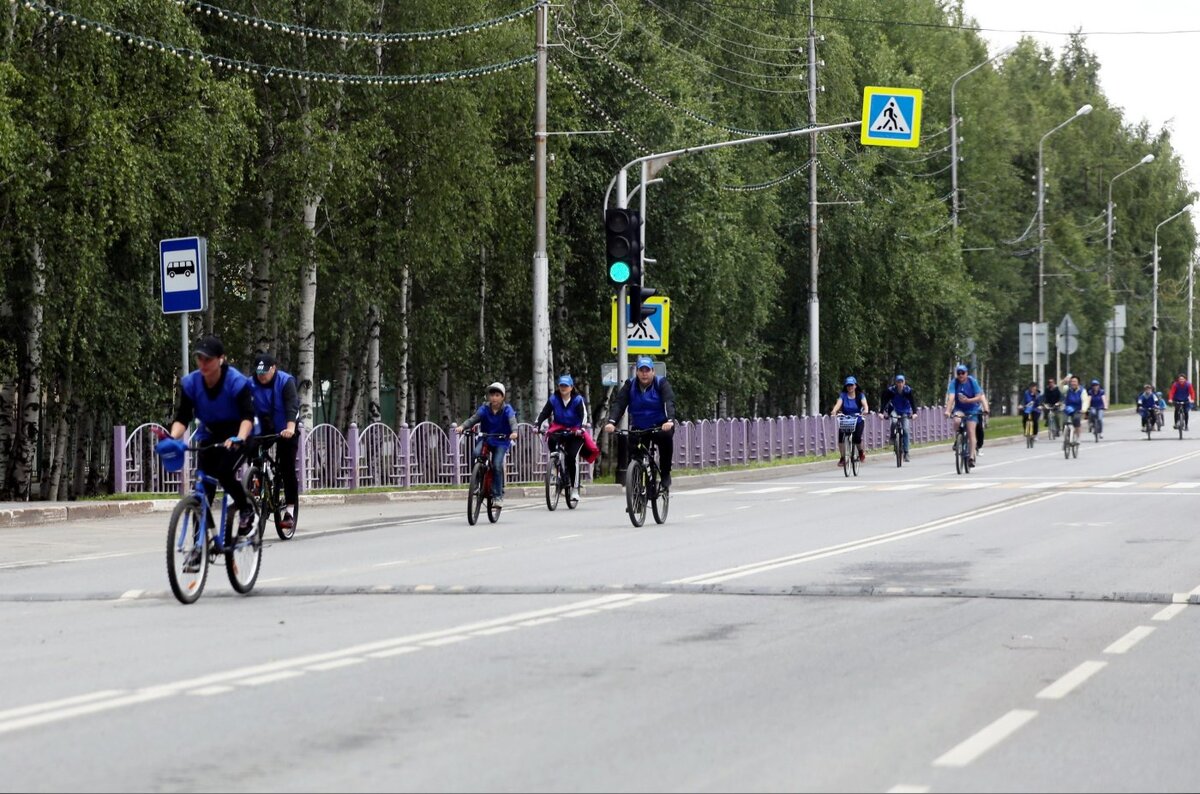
[1152,204,1192,388]
[1037,103,1093,384]
[1105,152,1155,388]
[950,45,1015,227]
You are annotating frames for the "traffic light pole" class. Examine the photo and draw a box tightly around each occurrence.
[605,119,861,413]
[532,0,551,407]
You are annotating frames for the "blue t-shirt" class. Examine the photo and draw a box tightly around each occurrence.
[838,390,865,416]
[1087,388,1106,411]
[946,375,983,415]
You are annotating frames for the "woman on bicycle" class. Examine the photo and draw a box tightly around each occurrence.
[832,376,868,466]
[535,375,599,497]
[1021,382,1042,437]
[453,382,518,506]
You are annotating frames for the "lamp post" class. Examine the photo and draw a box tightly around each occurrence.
[1105,153,1155,389]
[1038,103,1093,384]
[950,46,1015,227]
[1152,205,1192,388]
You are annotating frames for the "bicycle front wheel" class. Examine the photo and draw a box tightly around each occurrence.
[850,444,860,476]
[467,463,484,526]
[894,434,902,467]
[954,435,964,474]
[544,456,561,511]
[167,496,208,604]
[652,470,670,525]
[625,459,647,528]
[226,502,263,595]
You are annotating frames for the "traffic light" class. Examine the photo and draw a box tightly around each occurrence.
[627,285,656,325]
[605,207,641,290]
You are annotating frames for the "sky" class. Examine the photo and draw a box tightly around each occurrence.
[958,0,1200,191]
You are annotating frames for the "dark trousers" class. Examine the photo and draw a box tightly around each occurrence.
[549,435,585,487]
[640,426,674,477]
[198,444,250,513]
[274,435,299,505]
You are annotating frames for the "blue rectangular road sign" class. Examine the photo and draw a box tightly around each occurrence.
[160,237,207,314]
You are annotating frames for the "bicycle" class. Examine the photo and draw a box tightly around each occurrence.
[243,434,299,540]
[835,414,861,477]
[886,411,910,467]
[1087,406,1103,443]
[462,430,510,526]
[1043,405,1061,440]
[950,412,973,474]
[541,429,581,512]
[1142,407,1160,441]
[1062,410,1080,459]
[156,437,264,604]
[1174,401,1190,440]
[616,427,669,527]
[1023,404,1038,449]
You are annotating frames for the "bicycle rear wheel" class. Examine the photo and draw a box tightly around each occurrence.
[166,496,208,604]
[467,463,484,526]
[486,466,501,523]
[894,431,902,468]
[625,459,647,527]
[850,443,860,476]
[276,478,298,541]
[226,500,263,595]
[544,455,561,511]
[841,434,850,477]
[1063,428,1071,459]
[651,467,670,524]
[954,435,964,474]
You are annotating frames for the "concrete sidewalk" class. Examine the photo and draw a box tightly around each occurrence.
[0,429,1034,529]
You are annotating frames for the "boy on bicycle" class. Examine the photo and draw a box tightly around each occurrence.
[1021,382,1043,437]
[251,352,301,529]
[453,382,518,506]
[603,357,677,489]
[535,374,599,498]
[878,374,914,462]
[1137,384,1160,430]
[166,335,258,545]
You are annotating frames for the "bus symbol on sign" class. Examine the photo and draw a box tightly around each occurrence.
[166,260,195,278]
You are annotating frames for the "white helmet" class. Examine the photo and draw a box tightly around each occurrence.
[486,382,506,397]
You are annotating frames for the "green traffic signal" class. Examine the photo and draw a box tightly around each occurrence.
[609,260,631,284]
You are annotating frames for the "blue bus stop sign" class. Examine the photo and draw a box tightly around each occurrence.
[160,236,208,314]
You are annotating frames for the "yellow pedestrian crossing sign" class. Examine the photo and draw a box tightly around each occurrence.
[611,295,670,354]
[861,86,922,148]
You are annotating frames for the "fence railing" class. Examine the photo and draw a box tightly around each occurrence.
[113,409,955,494]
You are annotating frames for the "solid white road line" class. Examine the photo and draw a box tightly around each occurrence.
[1036,661,1108,700]
[240,671,305,687]
[933,710,1038,768]
[422,636,470,647]
[306,658,366,672]
[1104,626,1155,654]
[887,786,931,794]
[811,485,864,494]
[881,484,930,491]
[0,690,126,722]
[741,486,797,494]
[1093,482,1132,489]
[366,647,420,659]
[1165,482,1200,489]
[675,487,732,496]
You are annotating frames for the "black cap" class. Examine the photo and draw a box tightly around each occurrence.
[194,335,224,358]
[254,352,276,375]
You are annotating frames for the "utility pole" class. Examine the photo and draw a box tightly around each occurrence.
[532,0,551,405]
[806,0,821,416]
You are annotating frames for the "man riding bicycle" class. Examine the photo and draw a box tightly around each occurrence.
[1021,382,1043,437]
[878,374,915,462]
[1137,384,1161,431]
[1042,377,1062,435]
[535,374,599,500]
[1086,379,1107,438]
[453,382,518,506]
[1063,375,1085,434]
[944,364,984,465]
[603,356,677,489]
[165,335,258,567]
[250,352,300,529]
[1167,373,1196,430]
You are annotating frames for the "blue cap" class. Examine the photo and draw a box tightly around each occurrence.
[844,376,857,386]
[895,374,905,382]
[956,364,968,373]
[1090,379,1100,386]
[636,356,654,370]
[557,374,574,387]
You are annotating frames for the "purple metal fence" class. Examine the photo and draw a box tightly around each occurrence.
[115,409,953,494]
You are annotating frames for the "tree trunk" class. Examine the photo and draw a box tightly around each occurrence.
[253,189,274,354]
[71,402,91,499]
[479,245,487,366]
[43,376,71,501]
[333,329,352,432]
[439,363,452,428]
[296,197,320,428]
[366,304,381,424]
[397,263,411,427]
[7,240,44,500]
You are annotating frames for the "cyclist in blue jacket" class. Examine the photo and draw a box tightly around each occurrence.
[251,352,300,529]
[832,376,869,466]
[454,382,519,505]
[1137,384,1160,431]
[536,374,599,497]
[1063,375,1085,432]
[943,364,984,465]
[1086,379,1107,438]
[167,335,258,543]
[1021,382,1043,437]
[878,374,915,461]
[603,356,677,489]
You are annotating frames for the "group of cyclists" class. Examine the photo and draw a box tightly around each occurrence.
[158,337,675,524]
[1019,374,1107,441]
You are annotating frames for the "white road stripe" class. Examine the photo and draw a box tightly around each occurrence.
[1036,661,1107,700]
[1021,482,1066,489]
[811,485,864,494]
[1093,482,1132,489]
[473,626,519,636]
[240,671,305,687]
[306,658,366,672]
[0,690,126,722]
[188,686,234,697]
[518,617,561,627]
[556,534,582,540]
[118,590,143,600]
[740,486,796,494]
[422,636,469,647]
[473,546,501,553]
[1104,626,1155,654]
[1154,604,1188,621]
[887,786,931,794]
[948,482,995,490]
[366,647,420,659]
[933,710,1038,768]
[881,484,930,491]
[676,487,732,496]
[372,560,409,568]
[736,505,752,510]
[1165,482,1200,489]
[563,609,601,618]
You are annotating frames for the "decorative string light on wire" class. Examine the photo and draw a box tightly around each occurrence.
[174,0,537,45]
[548,59,649,155]
[723,160,811,192]
[21,0,536,86]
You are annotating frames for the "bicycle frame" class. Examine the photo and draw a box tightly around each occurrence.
[182,466,232,555]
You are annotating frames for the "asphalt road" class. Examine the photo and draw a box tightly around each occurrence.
[4,420,1200,792]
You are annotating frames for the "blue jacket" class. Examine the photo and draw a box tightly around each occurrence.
[537,393,587,428]
[251,369,298,435]
[465,403,517,448]
[1021,390,1042,414]
[1063,387,1084,413]
[880,385,914,415]
[627,377,669,430]
[1137,392,1159,413]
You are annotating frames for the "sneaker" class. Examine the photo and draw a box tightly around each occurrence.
[661,473,672,489]
[279,510,295,530]
[903,452,911,462]
[492,497,504,507]
[838,456,846,466]
[182,549,202,573]
[858,451,866,463]
[237,508,256,537]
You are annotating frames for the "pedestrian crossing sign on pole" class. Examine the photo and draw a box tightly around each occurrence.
[860,86,922,148]
[610,295,670,354]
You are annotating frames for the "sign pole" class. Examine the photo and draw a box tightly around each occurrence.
[181,314,188,377]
